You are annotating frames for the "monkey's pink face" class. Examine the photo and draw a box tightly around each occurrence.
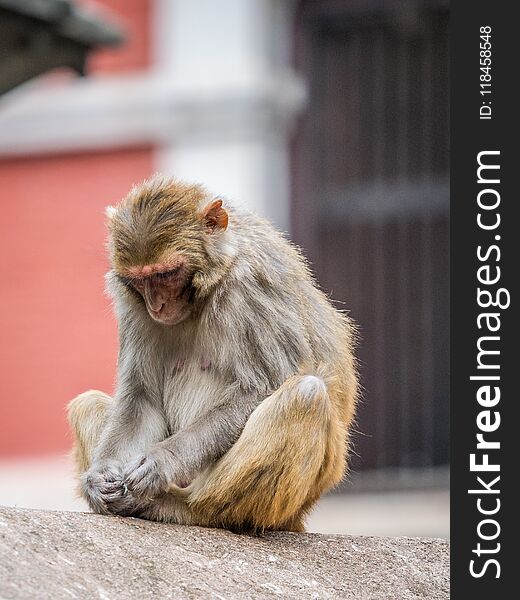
[124,261,193,326]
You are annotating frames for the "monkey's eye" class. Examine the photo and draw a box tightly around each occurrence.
[155,269,179,281]
[131,279,145,290]
[118,275,134,287]
[118,275,143,291]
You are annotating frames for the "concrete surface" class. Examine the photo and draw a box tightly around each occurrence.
[0,507,449,600]
[307,490,449,539]
[0,455,450,539]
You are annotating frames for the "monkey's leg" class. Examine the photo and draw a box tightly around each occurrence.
[67,390,112,475]
[182,374,346,532]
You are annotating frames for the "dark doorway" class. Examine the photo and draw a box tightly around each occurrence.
[292,0,449,474]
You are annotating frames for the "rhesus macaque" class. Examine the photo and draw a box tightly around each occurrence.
[68,177,358,532]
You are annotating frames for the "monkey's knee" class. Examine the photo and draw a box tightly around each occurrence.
[68,390,112,474]
[187,374,334,531]
[280,374,329,414]
[264,374,332,440]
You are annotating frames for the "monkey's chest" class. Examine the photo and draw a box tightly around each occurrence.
[161,359,226,433]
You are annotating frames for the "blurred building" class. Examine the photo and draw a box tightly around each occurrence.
[0,0,449,502]
[293,0,449,483]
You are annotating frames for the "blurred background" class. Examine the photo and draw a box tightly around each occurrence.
[0,0,449,538]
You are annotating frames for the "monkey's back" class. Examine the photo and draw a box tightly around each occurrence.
[204,207,358,426]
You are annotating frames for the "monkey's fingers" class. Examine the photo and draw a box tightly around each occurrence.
[98,480,126,496]
[81,483,112,516]
[102,488,145,518]
[101,491,125,503]
[80,469,124,513]
[124,456,165,498]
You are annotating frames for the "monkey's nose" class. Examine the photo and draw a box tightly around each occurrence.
[150,302,165,315]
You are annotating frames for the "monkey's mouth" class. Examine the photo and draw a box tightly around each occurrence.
[146,280,194,326]
[147,300,190,325]
[148,308,189,326]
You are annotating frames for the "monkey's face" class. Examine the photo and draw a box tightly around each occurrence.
[124,261,194,326]
[106,177,229,326]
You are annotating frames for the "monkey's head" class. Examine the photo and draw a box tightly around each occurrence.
[106,177,230,326]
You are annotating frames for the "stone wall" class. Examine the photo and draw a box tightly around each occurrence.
[0,507,449,599]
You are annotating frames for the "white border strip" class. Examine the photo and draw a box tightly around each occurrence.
[0,71,305,158]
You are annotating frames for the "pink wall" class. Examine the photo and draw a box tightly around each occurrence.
[0,148,154,456]
[81,0,152,73]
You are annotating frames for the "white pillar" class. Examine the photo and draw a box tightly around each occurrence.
[153,0,306,230]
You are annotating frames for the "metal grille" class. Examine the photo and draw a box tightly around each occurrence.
[292,1,449,472]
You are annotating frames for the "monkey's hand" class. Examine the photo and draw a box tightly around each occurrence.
[81,461,142,516]
[123,446,186,499]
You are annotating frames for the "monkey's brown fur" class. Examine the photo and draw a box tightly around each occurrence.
[68,176,358,532]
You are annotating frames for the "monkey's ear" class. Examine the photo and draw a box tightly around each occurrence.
[201,199,228,232]
[105,205,117,220]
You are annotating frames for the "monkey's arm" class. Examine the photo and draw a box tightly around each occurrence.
[92,395,166,465]
[82,375,167,514]
[123,393,261,498]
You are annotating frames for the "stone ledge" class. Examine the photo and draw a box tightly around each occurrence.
[0,506,449,599]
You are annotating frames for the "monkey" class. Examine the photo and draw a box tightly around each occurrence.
[67,176,358,532]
